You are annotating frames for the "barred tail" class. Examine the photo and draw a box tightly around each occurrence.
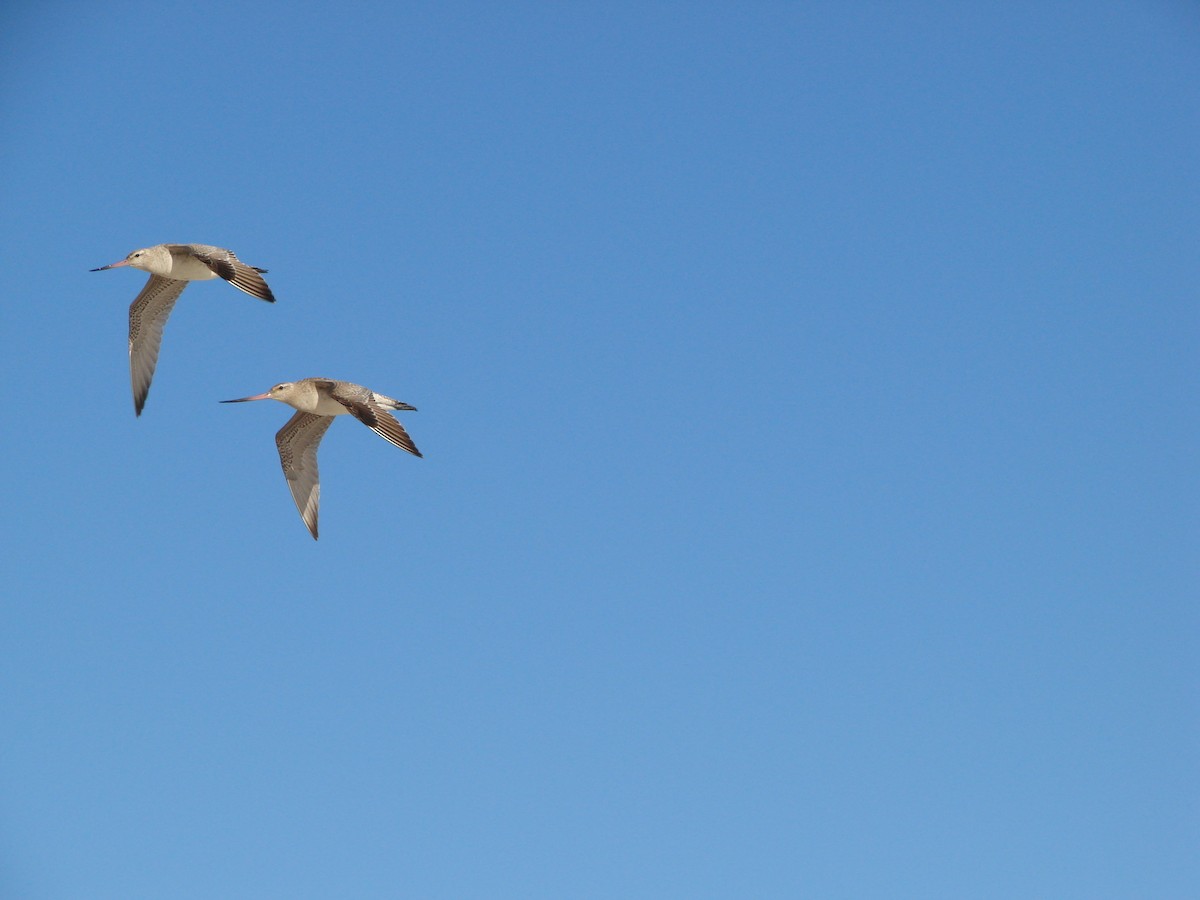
[375,393,417,412]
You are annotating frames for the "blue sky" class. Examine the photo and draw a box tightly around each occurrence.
[1,1,1197,896]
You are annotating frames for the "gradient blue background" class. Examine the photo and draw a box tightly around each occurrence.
[1,2,1197,897]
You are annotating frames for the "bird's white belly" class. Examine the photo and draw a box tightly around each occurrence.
[294,396,352,417]
[165,256,218,281]
[311,395,352,416]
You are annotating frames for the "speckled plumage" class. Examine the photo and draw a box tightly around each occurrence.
[222,378,421,540]
[92,243,275,415]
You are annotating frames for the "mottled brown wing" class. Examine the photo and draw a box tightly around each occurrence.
[329,384,423,457]
[188,245,275,302]
[275,412,335,540]
[128,275,188,416]
[364,408,422,457]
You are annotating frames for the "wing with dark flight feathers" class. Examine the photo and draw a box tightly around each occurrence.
[128,275,188,416]
[275,412,334,540]
[329,383,423,457]
[183,244,275,302]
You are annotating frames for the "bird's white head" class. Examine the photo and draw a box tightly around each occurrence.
[220,382,298,406]
[90,245,160,273]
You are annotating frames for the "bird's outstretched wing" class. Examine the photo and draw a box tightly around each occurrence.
[329,384,422,457]
[128,275,188,416]
[275,411,335,540]
[185,244,275,302]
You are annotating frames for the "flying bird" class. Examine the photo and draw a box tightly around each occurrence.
[222,378,422,540]
[91,243,276,415]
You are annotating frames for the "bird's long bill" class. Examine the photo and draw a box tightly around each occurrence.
[220,392,272,403]
[89,259,130,271]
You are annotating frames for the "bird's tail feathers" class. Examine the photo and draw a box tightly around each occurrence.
[375,394,417,412]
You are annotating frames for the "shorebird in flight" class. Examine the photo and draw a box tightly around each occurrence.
[222,378,422,540]
[91,243,275,415]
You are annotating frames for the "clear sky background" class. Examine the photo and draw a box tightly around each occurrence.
[1,2,1196,897]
